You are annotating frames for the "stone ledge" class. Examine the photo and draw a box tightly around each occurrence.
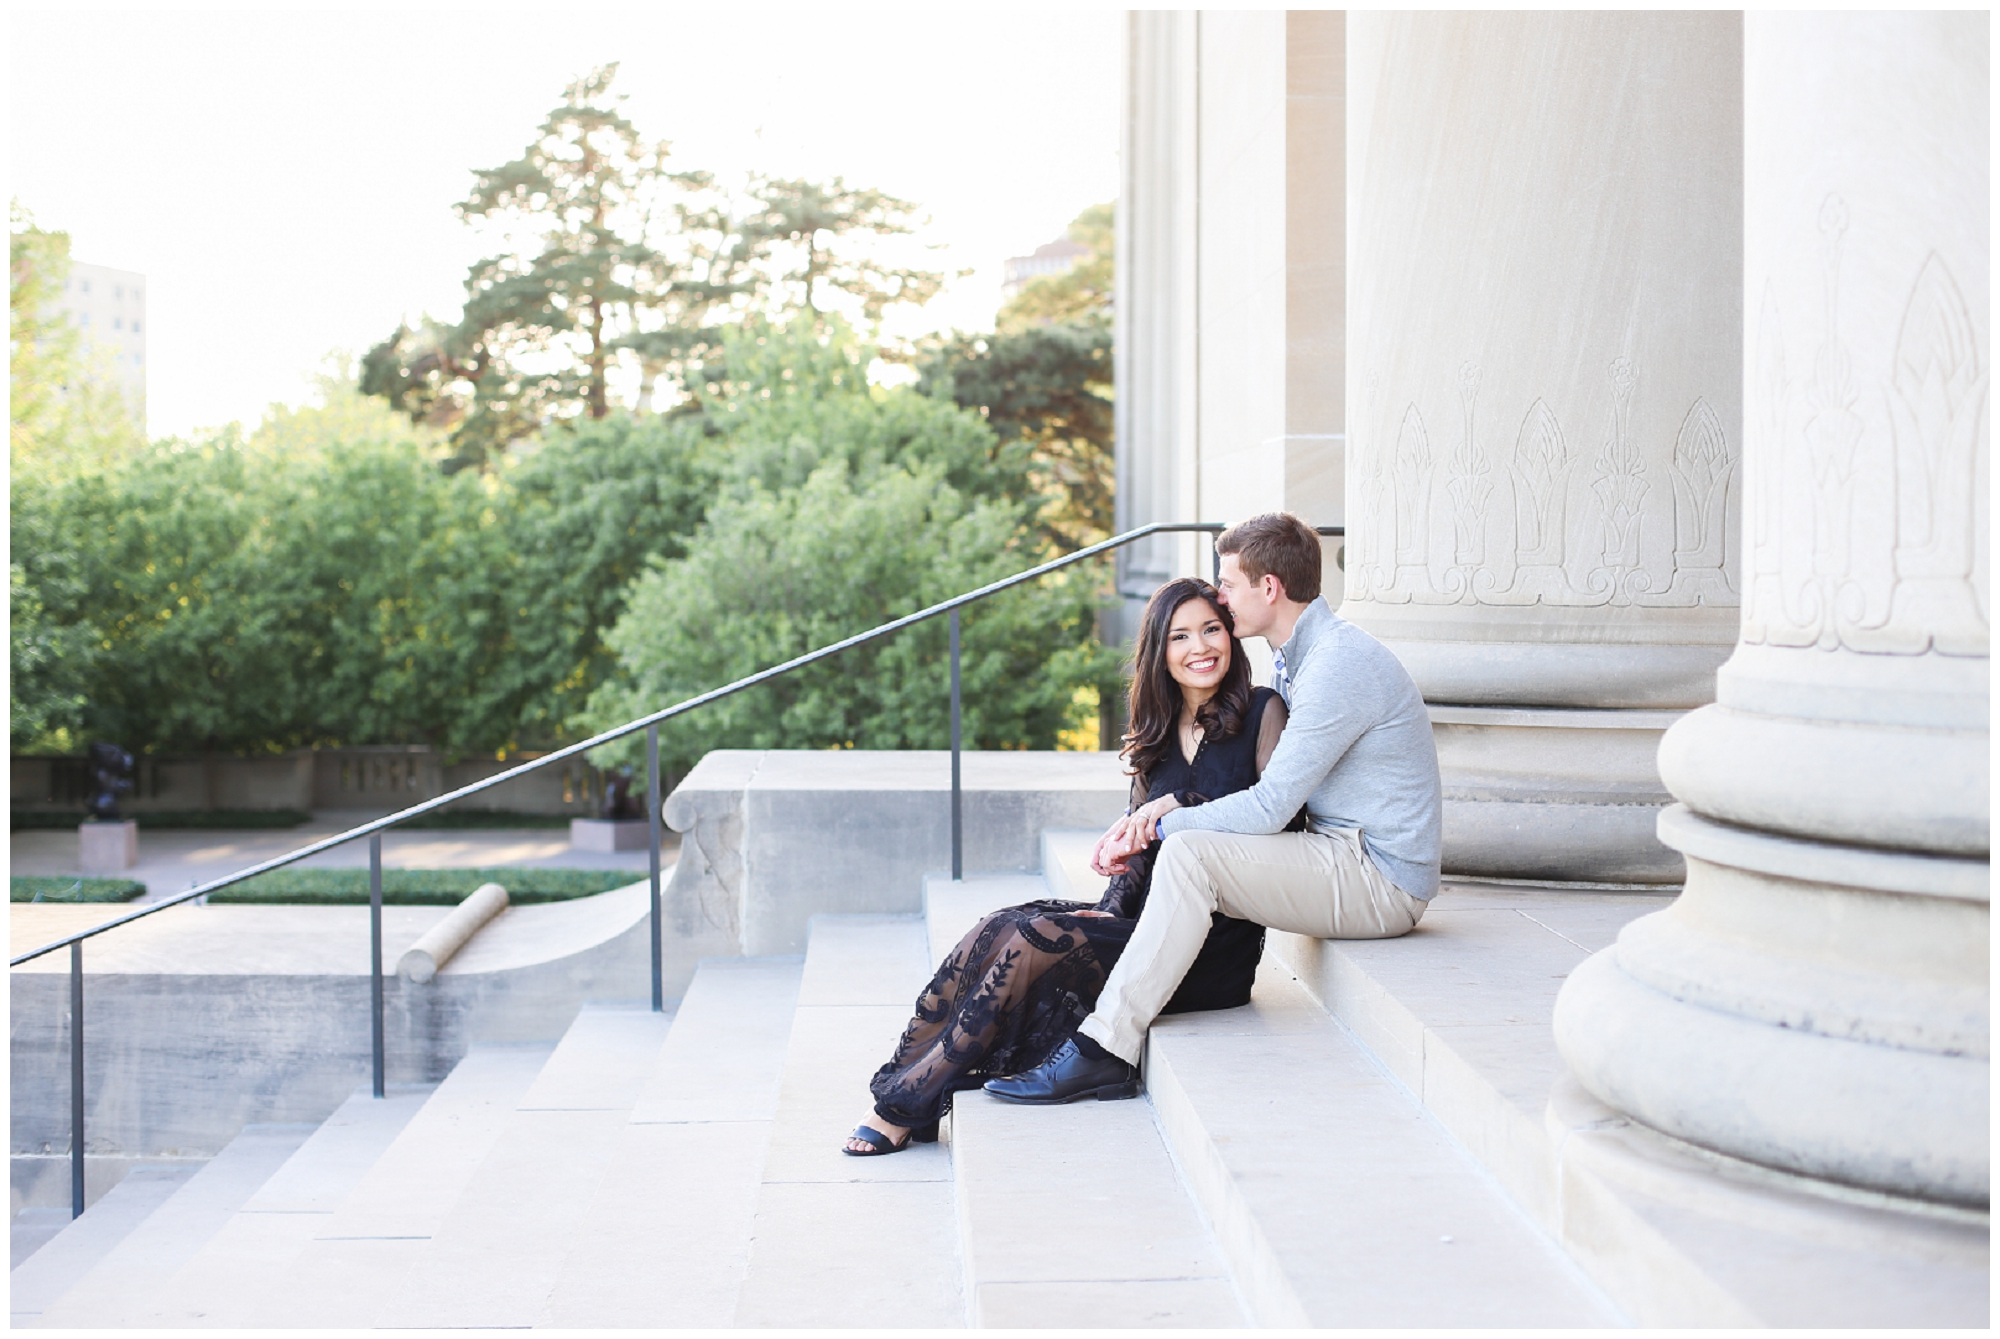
[664,751,1128,956]
[1268,881,1989,1326]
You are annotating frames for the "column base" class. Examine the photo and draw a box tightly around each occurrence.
[1554,805,1989,1207]
[1432,706,1684,883]
[1545,1070,1989,1326]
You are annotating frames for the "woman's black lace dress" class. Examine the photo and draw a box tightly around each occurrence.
[868,687,1287,1129]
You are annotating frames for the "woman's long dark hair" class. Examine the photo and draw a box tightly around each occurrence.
[1120,577,1255,779]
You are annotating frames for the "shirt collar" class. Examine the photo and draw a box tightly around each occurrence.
[1278,596,1333,670]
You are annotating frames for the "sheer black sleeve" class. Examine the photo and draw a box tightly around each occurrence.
[1092,844,1156,918]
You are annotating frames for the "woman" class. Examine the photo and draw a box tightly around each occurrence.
[844,576,1290,1155]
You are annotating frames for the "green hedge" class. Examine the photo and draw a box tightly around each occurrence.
[391,810,577,830]
[11,876,147,903]
[209,867,640,906]
[10,809,311,831]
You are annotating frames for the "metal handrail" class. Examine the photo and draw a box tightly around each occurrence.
[13,518,1340,1216]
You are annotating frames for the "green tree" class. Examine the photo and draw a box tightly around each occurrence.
[996,200,1112,330]
[586,459,1115,774]
[708,317,1035,514]
[585,318,1116,768]
[915,201,1114,549]
[493,410,720,743]
[916,321,1113,549]
[740,176,954,325]
[362,71,957,465]
[10,203,142,480]
[361,65,681,469]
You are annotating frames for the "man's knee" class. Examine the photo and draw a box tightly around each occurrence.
[1154,830,1223,910]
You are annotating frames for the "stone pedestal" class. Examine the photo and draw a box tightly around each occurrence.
[1341,12,1744,881]
[1554,12,1989,1207]
[78,820,138,875]
[570,818,650,853]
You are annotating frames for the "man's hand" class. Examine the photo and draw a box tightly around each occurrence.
[1091,795,1185,876]
[1090,820,1134,877]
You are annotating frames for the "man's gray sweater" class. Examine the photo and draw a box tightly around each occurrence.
[1158,598,1444,900]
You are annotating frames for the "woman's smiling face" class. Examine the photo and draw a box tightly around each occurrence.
[1165,597,1231,694]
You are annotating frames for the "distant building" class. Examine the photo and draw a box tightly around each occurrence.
[59,261,147,426]
[1001,237,1087,300]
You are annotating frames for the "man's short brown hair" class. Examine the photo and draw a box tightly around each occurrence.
[1216,512,1322,603]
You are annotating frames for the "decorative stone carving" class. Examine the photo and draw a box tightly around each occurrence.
[1343,11,1743,878]
[1554,10,1989,1207]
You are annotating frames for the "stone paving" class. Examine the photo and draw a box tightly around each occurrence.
[11,810,665,904]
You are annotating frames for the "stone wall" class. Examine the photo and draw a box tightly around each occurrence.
[11,746,633,818]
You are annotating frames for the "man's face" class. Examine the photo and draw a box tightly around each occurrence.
[1215,553,1278,639]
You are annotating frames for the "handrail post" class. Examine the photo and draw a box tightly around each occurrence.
[69,940,84,1219]
[647,724,663,1012]
[369,834,384,1099]
[950,608,963,881]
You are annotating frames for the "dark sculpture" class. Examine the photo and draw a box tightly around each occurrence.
[86,743,135,822]
[601,769,643,822]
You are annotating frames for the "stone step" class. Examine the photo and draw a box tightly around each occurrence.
[252,1040,556,1327]
[924,870,1248,1327]
[9,1163,200,1323]
[952,1090,1245,1327]
[29,1122,317,1327]
[370,1001,675,1328]
[923,871,1045,965]
[731,914,963,1327]
[108,1084,436,1327]
[1146,955,1620,1326]
[1273,880,1990,1326]
[1041,827,1111,903]
[537,956,805,1327]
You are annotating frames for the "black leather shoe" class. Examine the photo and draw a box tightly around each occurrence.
[984,1038,1141,1105]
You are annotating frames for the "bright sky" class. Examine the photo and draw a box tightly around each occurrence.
[10,7,1121,439]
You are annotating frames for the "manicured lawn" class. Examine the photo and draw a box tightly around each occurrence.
[11,877,147,903]
[209,867,642,906]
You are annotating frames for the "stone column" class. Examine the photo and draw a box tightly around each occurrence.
[1115,10,1201,621]
[1116,10,1348,656]
[1194,11,1347,613]
[1554,12,1989,1207]
[1342,12,1743,881]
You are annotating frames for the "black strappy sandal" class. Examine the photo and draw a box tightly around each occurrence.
[842,1121,939,1156]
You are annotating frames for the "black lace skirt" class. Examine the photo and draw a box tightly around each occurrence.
[867,900,1264,1129]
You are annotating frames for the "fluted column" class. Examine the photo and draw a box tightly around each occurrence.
[1554,11,1989,1206]
[1342,12,1742,881]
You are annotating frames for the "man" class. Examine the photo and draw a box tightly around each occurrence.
[986,511,1443,1103]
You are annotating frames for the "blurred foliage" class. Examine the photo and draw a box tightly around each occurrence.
[585,319,1119,773]
[9,809,311,830]
[913,203,1114,550]
[10,203,145,480]
[360,66,952,467]
[995,201,1113,331]
[14,319,1118,764]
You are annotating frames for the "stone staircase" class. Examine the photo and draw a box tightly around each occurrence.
[12,832,1983,1327]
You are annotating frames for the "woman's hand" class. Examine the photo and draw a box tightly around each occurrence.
[1090,818,1136,876]
[1122,794,1182,853]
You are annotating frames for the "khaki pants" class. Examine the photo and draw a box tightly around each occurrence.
[1078,827,1427,1063]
